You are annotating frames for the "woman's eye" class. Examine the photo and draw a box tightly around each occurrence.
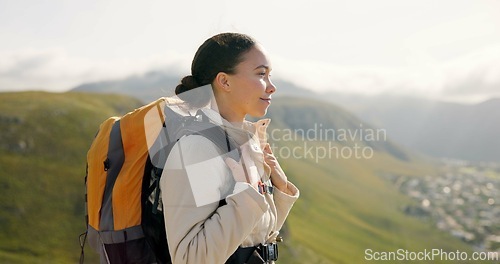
[258,72,266,76]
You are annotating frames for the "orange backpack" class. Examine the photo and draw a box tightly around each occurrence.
[80,97,238,264]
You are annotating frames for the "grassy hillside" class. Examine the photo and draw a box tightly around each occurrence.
[0,91,143,263]
[0,92,476,263]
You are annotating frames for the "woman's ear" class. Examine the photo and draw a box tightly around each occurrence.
[214,72,231,92]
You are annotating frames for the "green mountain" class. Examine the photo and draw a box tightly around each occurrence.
[71,71,179,103]
[0,92,474,263]
[321,93,500,163]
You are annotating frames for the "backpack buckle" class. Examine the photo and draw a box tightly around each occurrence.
[259,243,278,262]
[257,181,273,195]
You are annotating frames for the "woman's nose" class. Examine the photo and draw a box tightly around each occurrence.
[267,80,276,94]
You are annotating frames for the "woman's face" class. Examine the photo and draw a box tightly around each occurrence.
[227,44,276,119]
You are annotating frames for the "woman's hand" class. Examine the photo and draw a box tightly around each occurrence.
[263,143,291,194]
[224,142,260,191]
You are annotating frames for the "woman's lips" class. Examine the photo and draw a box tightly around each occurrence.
[260,97,271,103]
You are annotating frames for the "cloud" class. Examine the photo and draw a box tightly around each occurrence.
[272,43,500,103]
[441,46,500,97]
[272,55,443,97]
[0,48,190,92]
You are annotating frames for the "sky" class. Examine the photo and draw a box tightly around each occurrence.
[1,0,499,103]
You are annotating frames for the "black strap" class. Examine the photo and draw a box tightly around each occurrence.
[101,120,125,231]
[79,231,87,264]
[179,110,241,162]
[151,168,162,214]
[225,244,279,264]
[225,246,258,264]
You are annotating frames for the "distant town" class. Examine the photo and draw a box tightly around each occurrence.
[384,159,500,252]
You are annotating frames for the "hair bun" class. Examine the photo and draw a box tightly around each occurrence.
[175,75,200,95]
[175,75,211,107]
[182,75,200,89]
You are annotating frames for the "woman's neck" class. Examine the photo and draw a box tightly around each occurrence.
[210,97,245,128]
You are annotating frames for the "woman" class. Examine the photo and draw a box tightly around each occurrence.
[160,32,299,264]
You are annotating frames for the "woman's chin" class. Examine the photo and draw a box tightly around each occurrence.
[248,109,268,118]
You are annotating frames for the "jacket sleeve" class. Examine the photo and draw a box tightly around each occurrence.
[273,181,300,231]
[160,135,269,264]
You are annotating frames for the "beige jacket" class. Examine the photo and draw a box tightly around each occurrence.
[160,108,299,264]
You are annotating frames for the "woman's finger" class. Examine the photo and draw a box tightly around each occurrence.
[263,143,272,154]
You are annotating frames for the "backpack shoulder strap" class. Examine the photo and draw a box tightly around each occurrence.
[175,109,241,162]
